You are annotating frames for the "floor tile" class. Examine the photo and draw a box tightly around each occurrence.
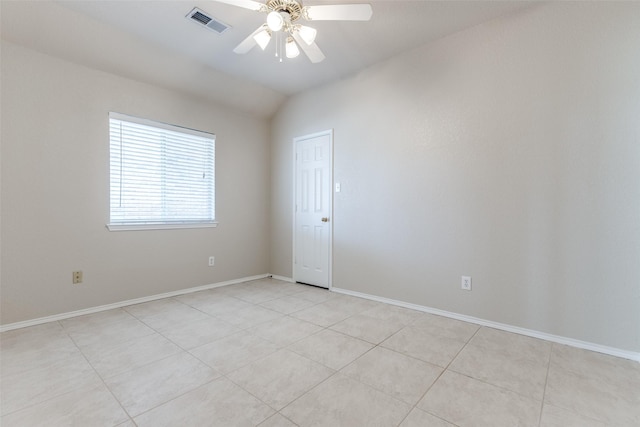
[550,343,640,388]
[281,372,411,427]
[289,301,354,327]
[105,352,219,417]
[0,383,128,427]
[545,364,640,426]
[361,304,422,324]
[381,326,466,367]
[418,370,541,427]
[212,282,252,296]
[214,305,283,329]
[80,333,182,378]
[133,377,274,427]
[1,332,80,378]
[158,315,239,350]
[234,288,284,304]
[1,351,103,415]
[399,408,456,427]
[294,287,337,303]
[127,301,211,332]
[469,327,551,363]
[188,295,254,316]
[330,313,408,344]
[341,346,442,405]
[59,309,137,334]
[410,313,479,342]
[539,404,607,427]
[258,413,298,427]
[124,298,189,319]
[64,316,156,349]
[173,288,226,306]
[2,278,637,427]
[288,329,374,370]
[322,295,381,314]
[190,331,279,373]
[259,295,318,314]
[263,281,310,296]
[248,316,322,346]
[227,349,334,410]
[449,343,548,400]
[0,322,68,352]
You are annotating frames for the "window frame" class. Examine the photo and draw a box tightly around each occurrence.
[106,112,217,232]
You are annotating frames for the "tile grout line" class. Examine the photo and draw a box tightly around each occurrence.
[109,284,308,422]
[60,308,232,423]
[0,321,78,418]
[537,342,554,427]
[10,280,633,425]
[331,316,477,427]
[216,315,343,421]
[238,297,376,421]
[59,319,137,424]
[181,290,342,422]
[402,323,483,426]
[128,377,224,423]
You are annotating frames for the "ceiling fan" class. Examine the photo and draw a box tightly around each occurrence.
[212,0,373,63]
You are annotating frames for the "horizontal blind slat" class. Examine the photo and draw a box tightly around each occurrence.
[109,115,215,225]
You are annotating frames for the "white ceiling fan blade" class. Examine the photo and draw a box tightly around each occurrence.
[304,4,372,21]
[292,32,325,63]
[233,24,267,54]
[211,0,264,12]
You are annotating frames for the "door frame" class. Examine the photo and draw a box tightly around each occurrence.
[292,129,334,289]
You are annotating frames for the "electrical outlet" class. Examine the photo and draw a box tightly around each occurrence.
[461,275,472,291]
[208,256,215,267]
[73,271,83,284]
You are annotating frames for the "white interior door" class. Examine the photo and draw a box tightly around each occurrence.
[294,131,332,288]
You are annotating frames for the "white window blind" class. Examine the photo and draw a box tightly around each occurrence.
[108,112,215,230]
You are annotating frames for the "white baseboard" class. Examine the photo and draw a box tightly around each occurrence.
[332,287,640,363]
[5,276,636,363]
[0,274,270,333]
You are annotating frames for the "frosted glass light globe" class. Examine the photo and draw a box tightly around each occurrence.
[267,11,284,31]
[286,38,300,58]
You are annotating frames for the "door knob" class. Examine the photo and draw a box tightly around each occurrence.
[321,217,329,222]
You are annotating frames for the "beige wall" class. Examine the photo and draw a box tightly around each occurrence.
[271,3,640,352]
[1,41,271,324]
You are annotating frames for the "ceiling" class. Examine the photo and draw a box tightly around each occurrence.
[1,0,537,117]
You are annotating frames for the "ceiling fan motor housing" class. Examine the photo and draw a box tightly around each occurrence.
[266,0,303,22]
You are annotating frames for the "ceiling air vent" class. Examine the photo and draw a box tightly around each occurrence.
[186,8,231,34]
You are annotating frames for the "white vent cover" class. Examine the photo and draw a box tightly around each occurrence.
[186,8,230,34]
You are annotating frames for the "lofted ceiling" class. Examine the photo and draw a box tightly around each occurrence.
[1,0,537,117]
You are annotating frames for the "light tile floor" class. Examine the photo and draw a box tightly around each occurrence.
[1,278,638,426]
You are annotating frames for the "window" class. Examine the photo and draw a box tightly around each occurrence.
[108,112,216,230]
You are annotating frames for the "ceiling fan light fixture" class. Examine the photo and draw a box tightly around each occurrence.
[222,0,373,63]
[297,25,317,45]
[267,11,284,31]
[285,37,300,58]
[253,29,272,50]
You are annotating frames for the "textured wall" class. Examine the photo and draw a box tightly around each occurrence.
[1,41,271,324]
[271,3,640,352]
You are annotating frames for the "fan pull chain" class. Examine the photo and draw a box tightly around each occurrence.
[277,31,283,62]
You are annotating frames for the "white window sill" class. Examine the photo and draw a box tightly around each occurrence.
[106,222,218,232]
